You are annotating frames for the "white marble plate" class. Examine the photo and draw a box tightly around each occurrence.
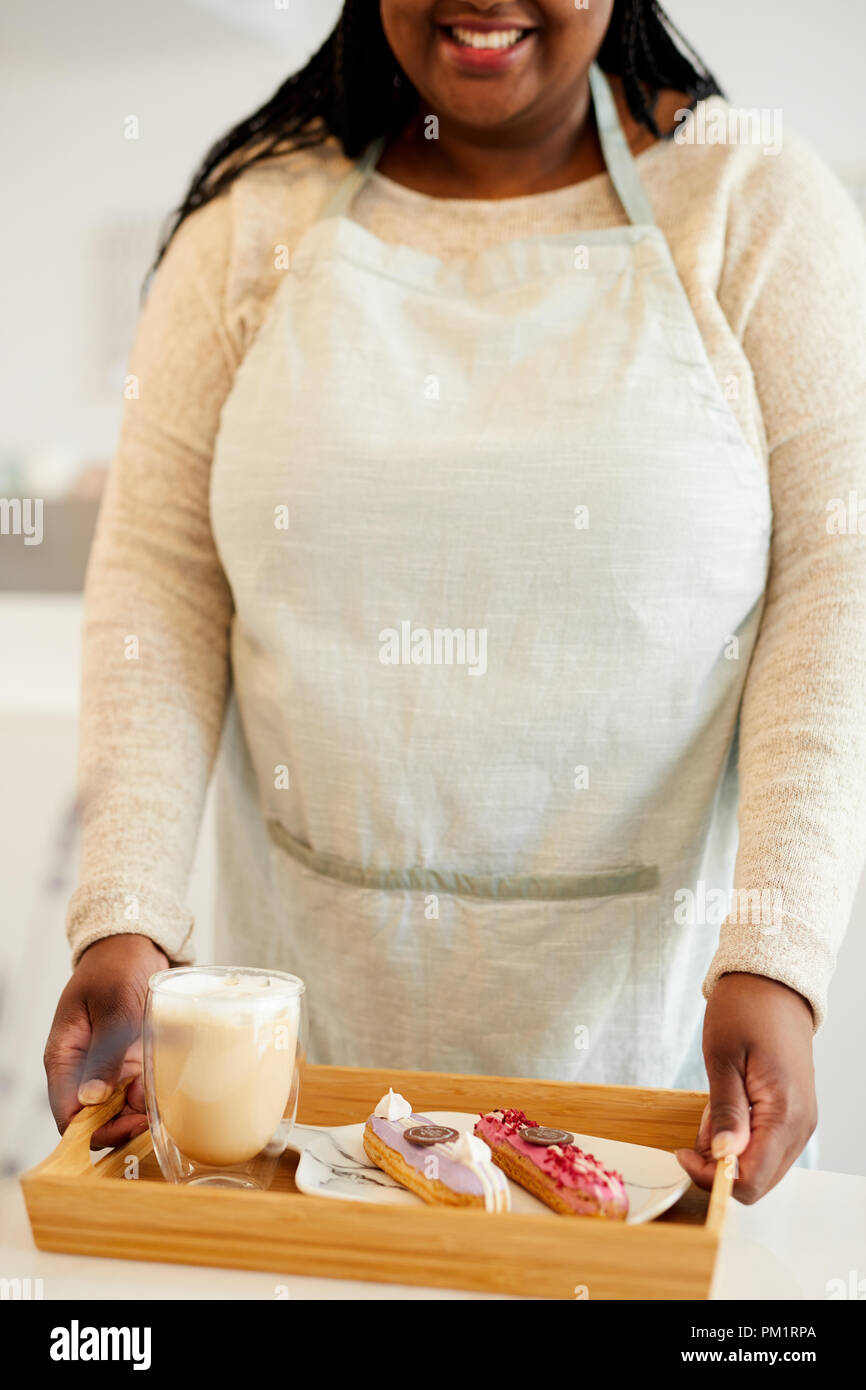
[287,1111,689,1224]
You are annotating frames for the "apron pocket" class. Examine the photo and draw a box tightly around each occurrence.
[267,821,663,1086]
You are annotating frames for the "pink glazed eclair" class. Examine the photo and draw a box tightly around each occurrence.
[475,1108,629,1219]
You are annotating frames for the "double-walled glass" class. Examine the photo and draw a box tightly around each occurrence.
[143,966,306,1189]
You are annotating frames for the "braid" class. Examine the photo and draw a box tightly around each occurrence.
[150,0,722,280]
[619,2,654,136]
[599,0,722,134]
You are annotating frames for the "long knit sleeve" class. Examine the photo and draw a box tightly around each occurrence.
[66,197,238,964]
[701,137,866,1026]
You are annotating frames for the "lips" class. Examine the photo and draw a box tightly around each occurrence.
[436,18,538,71]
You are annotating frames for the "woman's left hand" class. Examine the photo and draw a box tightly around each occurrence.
[676,972,817,1204]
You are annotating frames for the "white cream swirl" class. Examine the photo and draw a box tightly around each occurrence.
[446,1129,510,1212]
[373,1088,413,1122]
[448,1130,494,1167]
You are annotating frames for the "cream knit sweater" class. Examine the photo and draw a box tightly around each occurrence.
[66,99,866,1030]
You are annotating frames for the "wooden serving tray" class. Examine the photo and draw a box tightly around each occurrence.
[21,1065,731,1300]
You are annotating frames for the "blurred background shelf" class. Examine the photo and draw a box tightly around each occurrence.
[0,498,100,593]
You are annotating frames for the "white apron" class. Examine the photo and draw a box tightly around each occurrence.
[209,65,771,1089]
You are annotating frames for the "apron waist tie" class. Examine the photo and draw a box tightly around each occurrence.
[267,819,659,902]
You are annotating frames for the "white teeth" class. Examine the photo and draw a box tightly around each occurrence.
[449,26,526,50]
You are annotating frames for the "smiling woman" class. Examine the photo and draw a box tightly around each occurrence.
[146,0,721,273]
[47,0,866,1213]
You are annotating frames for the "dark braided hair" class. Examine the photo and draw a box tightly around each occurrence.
[149,0,720,280]
[599,0,720,136]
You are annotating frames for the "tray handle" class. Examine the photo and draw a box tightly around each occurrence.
[22,1081,132,1182]
[705,1155,735,1236]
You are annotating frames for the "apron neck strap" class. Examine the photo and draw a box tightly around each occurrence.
[315,135,388,222]
[587,64,656,226]
[314,63,655,227]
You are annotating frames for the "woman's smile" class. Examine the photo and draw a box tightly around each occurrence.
[435,14,539,73]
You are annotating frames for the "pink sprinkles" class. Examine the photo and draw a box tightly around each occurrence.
[479,1108,626,1190]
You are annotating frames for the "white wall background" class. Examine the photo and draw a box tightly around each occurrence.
[2,0,864,1174]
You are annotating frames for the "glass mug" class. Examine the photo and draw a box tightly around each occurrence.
[143,966,306,1189]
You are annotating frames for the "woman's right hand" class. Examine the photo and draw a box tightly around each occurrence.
[44,934,168,1149]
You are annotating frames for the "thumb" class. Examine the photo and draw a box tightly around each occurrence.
[706,1053,751,1159]
[78,997,142,1106]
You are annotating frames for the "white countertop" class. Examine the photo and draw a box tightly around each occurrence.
[3,1166,864,1300]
